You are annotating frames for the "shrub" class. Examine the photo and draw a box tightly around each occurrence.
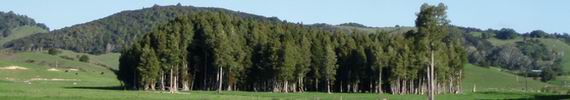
[79,55,89,62]
[48,48,61,55]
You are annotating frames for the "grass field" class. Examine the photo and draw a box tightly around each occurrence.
[462,64,552,92]
[0,50,567,99]
[0,80,566,100]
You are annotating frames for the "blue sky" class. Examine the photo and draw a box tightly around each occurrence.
[0,0,568,33]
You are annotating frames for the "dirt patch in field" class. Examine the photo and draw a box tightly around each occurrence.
[4,77,16,81]
[67,68,79,71]
[0,66,28,70]
[47,68,79,72]
[47,68,60,71]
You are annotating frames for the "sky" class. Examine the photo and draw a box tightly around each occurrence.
[0,0,568,33]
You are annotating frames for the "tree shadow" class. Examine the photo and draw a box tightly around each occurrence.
[530,95,570,100]
[476,91,570,100]
[64,86,124,90]
[495,95,570,100]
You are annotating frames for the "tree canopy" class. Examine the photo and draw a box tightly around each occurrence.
[118,3,467,94]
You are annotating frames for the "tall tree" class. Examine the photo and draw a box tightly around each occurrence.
[415,3,450,99]
[322,44,338,94]
[138,44,160,90]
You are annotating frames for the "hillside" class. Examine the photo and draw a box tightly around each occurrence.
[485,37,569,72]
[4,5,274,54]
[0,25,48,46]
[4,5,420,54]
[0,11,49,47]
[462,64,551,92]
[483,36,570,86]
[0,51,118,85]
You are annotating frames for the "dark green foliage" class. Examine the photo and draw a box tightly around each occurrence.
[79,55,89,62]
[338,22,368,28]
[4,6,273,54]
[529,30,548,38]
[116,4,466,94]
[48,48,62,55]
[494,28,519,40]
[481,32,493,39]
[0,11,48,37]
[541,67,556,82]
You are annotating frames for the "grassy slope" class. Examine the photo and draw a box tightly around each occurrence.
[0,25,47,46]
[335,26,415,34]
[486,37,570,86]
[486,37,524,46]
[57,50,121,69]
[462,64,551,92]
[539,39,570,73]
[0,51,118,84]
[537,39,570,86]
[0,50,559,99]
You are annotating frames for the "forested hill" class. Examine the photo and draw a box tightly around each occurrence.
[3,5,276,54]
[0,11,49,46]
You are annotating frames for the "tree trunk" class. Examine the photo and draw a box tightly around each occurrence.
[353,83,358,93]
[378,70,383,93]
[227,83,232,91]
[174,72,178,92]
[284,81,289,93]
[293,81,297,93]
[151,80,156,91]
[182,65,189,91]
[182,81,189,91]
[327,80,331,94]
[315,78,319,92]
[160,74,165,91]
[298,77,303,92]
[347,82,351,93]
[191,70,196,90]
[170,68,175,93]
[428,51,435,100]
[340,81,343,93]
[217,67,223,93]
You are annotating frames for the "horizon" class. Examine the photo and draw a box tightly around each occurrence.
[0,0,568,33]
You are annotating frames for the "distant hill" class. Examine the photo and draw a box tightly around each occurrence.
[0,11,48,47]
[4,5,273,54]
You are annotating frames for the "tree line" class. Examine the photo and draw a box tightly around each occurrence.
[118,3,466,94]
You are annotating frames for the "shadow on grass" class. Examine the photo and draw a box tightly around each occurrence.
[64,86,124,90]
[530,95,570,100]
[477,91,570,100]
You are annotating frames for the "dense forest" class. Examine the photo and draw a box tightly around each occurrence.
[4,4,275,54]
[117,3,466,94]
[0,11,48,38]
